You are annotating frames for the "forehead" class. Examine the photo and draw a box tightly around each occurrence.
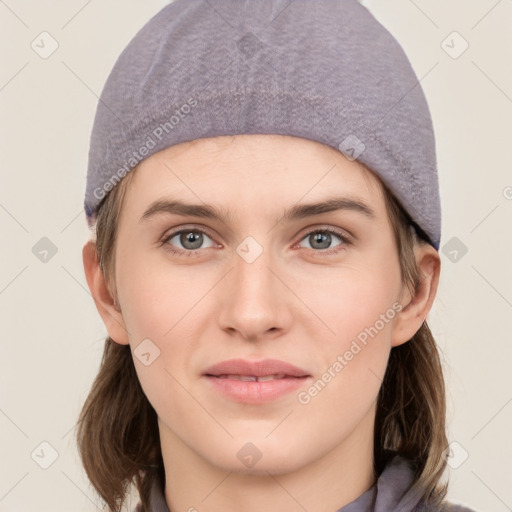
[122,134,386,219]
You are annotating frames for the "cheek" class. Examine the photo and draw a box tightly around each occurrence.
[300,261,401,346]
[296,262,401,402]
[116,263,202,425]
[116,251,198,342]
[115,254,208,391]
[293,278,398,451]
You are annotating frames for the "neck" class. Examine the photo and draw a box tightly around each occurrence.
[160,406,376,512]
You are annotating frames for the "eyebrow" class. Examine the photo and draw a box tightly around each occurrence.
[140,196,376,224]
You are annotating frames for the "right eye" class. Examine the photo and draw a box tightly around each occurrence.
[162,227,217,256]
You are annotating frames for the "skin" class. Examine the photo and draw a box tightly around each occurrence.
[83,134,440,512]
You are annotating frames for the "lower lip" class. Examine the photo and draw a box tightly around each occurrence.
[204,375,310,404]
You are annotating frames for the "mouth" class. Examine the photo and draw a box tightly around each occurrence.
[212,373,302,382]
[203,359,311,404]
[203,358,310,378]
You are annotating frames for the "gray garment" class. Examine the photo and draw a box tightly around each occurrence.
[85,0,441,250]
[134,455,478,512]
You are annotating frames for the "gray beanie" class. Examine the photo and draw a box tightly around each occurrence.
[85,0,441,250]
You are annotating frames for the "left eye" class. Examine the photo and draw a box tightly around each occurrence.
[298,229,349,251]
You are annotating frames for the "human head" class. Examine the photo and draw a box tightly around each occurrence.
[84,0,441,251]
[79,133,447,512]
[79,0,447,510]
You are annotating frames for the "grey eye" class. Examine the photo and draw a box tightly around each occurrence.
[299,230,344,251]
[166,230,215,251]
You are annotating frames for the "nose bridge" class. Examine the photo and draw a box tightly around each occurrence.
[233,234,278,306]
[218,234,288,338]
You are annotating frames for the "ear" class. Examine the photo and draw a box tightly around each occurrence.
[391,243,441,347]
[82,240,130,345]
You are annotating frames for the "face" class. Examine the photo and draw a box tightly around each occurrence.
[112,134,407,475]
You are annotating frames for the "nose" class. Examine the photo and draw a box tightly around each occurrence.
[216,241,293,343]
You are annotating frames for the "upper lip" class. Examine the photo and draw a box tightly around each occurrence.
[203,358,310,378]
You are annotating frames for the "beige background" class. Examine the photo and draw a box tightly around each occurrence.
[1,1,511,511]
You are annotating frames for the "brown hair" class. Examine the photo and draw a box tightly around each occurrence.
[76,164,449,512]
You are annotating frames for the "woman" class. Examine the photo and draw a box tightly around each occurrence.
[77,1,478,511]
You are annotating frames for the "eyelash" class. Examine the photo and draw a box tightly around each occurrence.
[160,225,352,257]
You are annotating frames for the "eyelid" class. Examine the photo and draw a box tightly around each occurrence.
[161,223,215,238]
[296,224,353,242]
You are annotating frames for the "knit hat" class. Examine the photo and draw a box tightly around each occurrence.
[85,0,441,250]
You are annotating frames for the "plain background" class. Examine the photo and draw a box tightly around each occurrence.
[1,1,511,511]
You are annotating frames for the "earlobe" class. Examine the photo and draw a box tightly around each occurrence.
[82,240,130,345]
[391,244,441,347]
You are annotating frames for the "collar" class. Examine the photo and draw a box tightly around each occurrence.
[139,454,426,512]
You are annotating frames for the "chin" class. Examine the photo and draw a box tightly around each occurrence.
[202,435,311,476]
[216,454,304,476]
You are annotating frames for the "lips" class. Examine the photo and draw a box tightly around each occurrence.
[203,358,311,404]
[215,374,288,382]
[203,358,310,379]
